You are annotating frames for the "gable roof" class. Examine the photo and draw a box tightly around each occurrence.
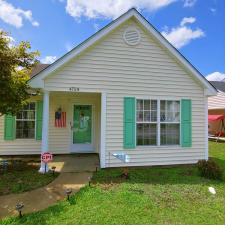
[29,8,217,96]
[30,64,50,78]
[210,81,225,93]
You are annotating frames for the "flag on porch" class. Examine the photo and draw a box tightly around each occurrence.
[55,111,66,127]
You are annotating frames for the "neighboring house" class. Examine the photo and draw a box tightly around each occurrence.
[208,81,225,135]
[0,8,216,170]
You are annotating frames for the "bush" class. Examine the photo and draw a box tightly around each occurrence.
[197,159,223,180]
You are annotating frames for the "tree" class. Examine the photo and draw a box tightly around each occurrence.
[0,31,39,115]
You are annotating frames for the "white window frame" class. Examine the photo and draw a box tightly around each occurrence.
[136,99,158,146]
[136,98,181,147]
[15,102,36,139]
[159,100,181,146]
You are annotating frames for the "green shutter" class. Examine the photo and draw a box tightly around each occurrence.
[36,101,43,140]
[124,97,135,149]
[181,99,192,147]
[4,114,15,140]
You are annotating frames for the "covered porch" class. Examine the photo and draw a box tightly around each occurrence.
[39,91,106,172]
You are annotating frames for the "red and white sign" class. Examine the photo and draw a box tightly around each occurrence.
[41,152,53,163]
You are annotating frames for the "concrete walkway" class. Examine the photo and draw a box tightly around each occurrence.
[0,154,99,219]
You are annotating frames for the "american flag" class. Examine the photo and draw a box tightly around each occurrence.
[55,111,66,127]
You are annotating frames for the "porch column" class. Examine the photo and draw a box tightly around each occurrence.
[100,92,106,168]
[39,90,50,173]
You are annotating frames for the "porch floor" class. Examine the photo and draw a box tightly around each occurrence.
[48,154,100,172]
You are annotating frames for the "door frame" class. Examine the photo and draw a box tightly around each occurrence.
[70,103,95,153]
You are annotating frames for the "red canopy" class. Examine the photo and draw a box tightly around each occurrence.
[208,115,225,122]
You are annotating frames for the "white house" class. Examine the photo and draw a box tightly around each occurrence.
[208,81,225,136]
[0,9,216,171]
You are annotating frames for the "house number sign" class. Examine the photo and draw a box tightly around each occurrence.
[69,87,80,92]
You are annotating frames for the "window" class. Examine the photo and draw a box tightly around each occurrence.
[136,100,157,145]
[160,101,180,145]
[136,99,180,146]
[16,103,36,139]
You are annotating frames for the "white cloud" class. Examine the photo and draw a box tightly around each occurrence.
[183,0,197,7]
[162,17,204,49]
[41,56,57,64]
[206,72,225,81]
[65,0,177,20]
[32,21,39,27]
[180,17,196,26]
[0,0,39,28]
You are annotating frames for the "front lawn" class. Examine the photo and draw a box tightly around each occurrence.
[1,142,225,225]
[0,161,58,195]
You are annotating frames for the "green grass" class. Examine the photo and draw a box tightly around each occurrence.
[1,141,225,225]
[0,163,58,195]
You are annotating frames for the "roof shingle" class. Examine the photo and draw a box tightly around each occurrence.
[30,64,50,78]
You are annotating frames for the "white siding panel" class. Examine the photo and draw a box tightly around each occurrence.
[48,93,101,154]
[0,96,41,155]
[208,91,225,109]
[0,93,101,155]
[44,18,206,167]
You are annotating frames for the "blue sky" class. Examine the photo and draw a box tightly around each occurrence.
[0,0,224,80]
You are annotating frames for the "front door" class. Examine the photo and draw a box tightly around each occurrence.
[72,105,93,152]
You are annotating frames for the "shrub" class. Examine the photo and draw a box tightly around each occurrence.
[197,159,223,180]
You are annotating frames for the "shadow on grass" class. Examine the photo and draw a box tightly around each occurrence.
[3,199,69,225]
[92,165,225,186]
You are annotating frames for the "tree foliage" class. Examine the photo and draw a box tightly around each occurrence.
[0,31,39,115]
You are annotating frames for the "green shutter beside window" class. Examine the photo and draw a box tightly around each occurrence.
[124,97,135,149]
[36,101,43,140]
[4,114,15,140]
[181,99,192,147]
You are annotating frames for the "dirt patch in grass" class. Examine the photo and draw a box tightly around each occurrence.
[0,160,59,196]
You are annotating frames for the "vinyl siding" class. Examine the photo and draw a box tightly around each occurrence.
[48,93,100,154]
[0,93,100,155]
[0,96,41,155]
[208,91,225,109]
[44,18,206,167]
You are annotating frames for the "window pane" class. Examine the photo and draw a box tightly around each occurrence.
[137,111,143,122]
[137,100,143,110]
[137,124,157,146]
[160,124,180,145]
[151,111,157,122]
[160,111,166,122]
[151,100,157,111]
[160,100,180,122]
[16,121,35,139]
[161,100,165,110]
[144,111,150,122]
[144,100,150,110]
[137,124,143,145]
[16,103,36,139]
[27,111,35,120]
[29,103,35,110]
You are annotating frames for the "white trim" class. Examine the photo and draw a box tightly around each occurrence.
[28,9,216,96]
[15,101,36,140]
[136,98,181,147]
[204,97,209,160]
[39,90,49,173]
[100,92,107,168]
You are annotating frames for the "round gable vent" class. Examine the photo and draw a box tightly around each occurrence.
[123,28,141,46]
